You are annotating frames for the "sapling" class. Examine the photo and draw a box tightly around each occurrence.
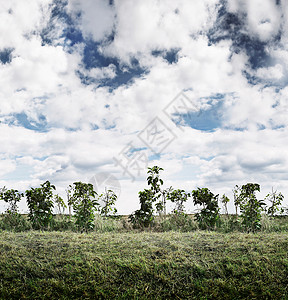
[67,182,98,232]
[99,188,118,217]
[238,183,266,232]
[25,181,56,230]
[167,189,190,215]
[265,188,284,216]
[0,187,23,215]
[192,187,220,230]
[221,194,230,215]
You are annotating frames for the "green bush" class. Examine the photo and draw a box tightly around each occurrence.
[238,183,266,232]
[25,181,55,230]
[192,188,220,230]
[67,182,99,232]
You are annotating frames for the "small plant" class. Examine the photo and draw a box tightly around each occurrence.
[67,182,99,232]
[232,185,241,216]
[25,181,55,230]
[99,189,118,217]
[167,189,190,215]
[0,187,30,231]
[0,187,23,215]
[129,166,165,228]
[238,183,266,232]
[129,189,155,228]
[160,186,173,217]
[265,188,284,216]
[192,188,220,230]
[221,194,230,215]
[54,194,67,215]
[147,166,165,214]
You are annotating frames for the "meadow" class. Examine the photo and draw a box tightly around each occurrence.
[1,175,288,298]
[0,218,288,299]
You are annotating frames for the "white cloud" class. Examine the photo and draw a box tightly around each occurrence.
[0,0,288,214]
[102,0,218,62]
[256,64,283,80]
[68,0,115,41]
[246,0,281,41]
[226,0,282,42]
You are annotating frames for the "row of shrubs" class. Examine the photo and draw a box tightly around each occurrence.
[0,166,287,233]
[128,166,288,232]
[0,181,118,232]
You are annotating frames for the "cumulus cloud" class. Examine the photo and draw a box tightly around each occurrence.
[67,0,115,41]
[0,0,288,214]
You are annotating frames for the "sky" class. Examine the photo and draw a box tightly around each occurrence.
[0,0,288,214]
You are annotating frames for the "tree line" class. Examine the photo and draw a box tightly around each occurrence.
[129,166,286,232]
[0,166,286,232]
[0,181,117,232]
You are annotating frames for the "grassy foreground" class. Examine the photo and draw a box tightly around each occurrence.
[0,231,288,299]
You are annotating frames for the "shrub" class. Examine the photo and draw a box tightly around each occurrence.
[0,188,30,231]
[25,181,55,230]
[167,189,190,214]
[99,189,118,217]
[191,188,220,230]
[129,189,155,228]
[238,183,266,232]
[67,182,99,232]
[265,188,284,216]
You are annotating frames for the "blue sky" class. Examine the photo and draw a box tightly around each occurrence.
[0,0,288,214]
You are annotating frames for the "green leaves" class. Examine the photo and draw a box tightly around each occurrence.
[192,188,220,230]
[129,166,165,228]
[167,189,190,214]
[25,181,55,230]
[99,189,118,217]
[238,183,265,232]
[0,188,23,215]
[68,182,99,232]
[265,188,284,216]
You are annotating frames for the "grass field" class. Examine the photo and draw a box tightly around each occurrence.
[0,230,288,299]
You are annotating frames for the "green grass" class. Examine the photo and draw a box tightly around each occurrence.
[0,231,288,299]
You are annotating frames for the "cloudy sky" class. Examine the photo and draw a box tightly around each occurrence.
[0,0,288,214]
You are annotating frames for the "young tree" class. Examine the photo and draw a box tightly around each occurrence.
[0,187,23,215]
[265,188,284,216]
[221,194,230,216]
[192,188,220,230]
[129,166,166,228]
[25,181,55,230]
[232,185,241,215]
[147,166,164,214]
[67,182,98,232]
[160,186,173,217]
[167,189,190,215]
[0,187,29,231]
[99,188,118,217]
[129,189,155,228]
[54,194,67,215]
[238,183,266,232]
